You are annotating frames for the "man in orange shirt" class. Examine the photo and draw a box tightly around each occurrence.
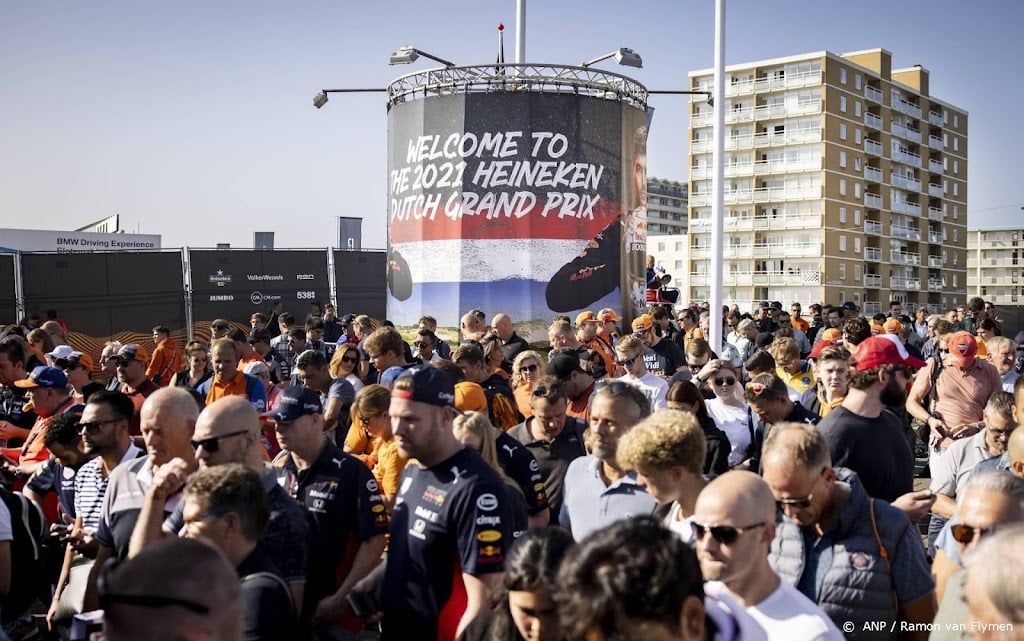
[789,303,811,334]
[2,366,83,478]
[196,339,267,412]
[147,326,182,387]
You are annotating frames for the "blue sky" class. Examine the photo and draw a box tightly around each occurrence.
[2,0,1021,250]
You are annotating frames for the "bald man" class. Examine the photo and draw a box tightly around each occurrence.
[491,312,528,367]
[460,312,485,343]
[694,471,843,641]
[129,396,309,611]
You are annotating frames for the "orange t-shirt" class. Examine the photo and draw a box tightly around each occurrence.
[791,316,811,333]
[2,397,80,469]
[205,371,250,405]
[146,338,182,387]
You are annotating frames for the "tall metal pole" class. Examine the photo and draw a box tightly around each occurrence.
[709,0,726,353]
[515,0,526,64]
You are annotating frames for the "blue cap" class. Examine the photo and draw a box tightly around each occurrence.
[263,386,322,422]
[380,366,407,390]
[15,366,68,389]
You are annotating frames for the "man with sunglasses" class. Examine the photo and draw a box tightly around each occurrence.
[633,313,686,380]
[507,376,586,519]
[130,396,308,618]
[694,471,842,640]
[614,334,669,411]
[110,344,160,435]
[929,471,1024,638]
[559,379,655,541]
[413,328,442,364]
[763,422,936,640]
[48,392,142,629]
[58,351,103,404]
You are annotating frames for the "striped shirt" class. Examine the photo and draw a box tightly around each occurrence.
[74,444,144,532]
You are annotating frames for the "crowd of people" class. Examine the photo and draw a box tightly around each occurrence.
[0,294,1022,641]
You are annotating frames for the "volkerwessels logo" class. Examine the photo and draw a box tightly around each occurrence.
[296,274,315,281]
[209,270,232,287]
[210,294,234,301]
[247,274,283,281]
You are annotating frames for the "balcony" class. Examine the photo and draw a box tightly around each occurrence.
[865,139,883,155]
[928,231,943,244]
[864,112,883,130]
[690,273,709,287]
[928,254,943,267]
[928,183,943,198]
[928,206,944,221]
[929,111,944,127]
[723,68,824,97]
[707,157,821,179]
[864,192,883,209]
[891,122,922,143]
[892,148,922,167]
[690,185,821,206]
[892,199,922,216]
[862,301,883,316]
[863,273,882,288]
[891,174,922,192]
[865,85,884,103]
[711,128,823,153]
[928,279,943,292]
[892,97,923,119]
[892,224,921,241]
[724,270,822,287]
[691,139,712,153]
[720,241,820,259]
[929,135,944,151]
[928,158,943,174]
[690,246,710,259]
[864,220,883,236]
[891,276,921,290]
[865,247,883,261]
[719,100,821,125]
[891,251,921,266]
[864,166,883,183]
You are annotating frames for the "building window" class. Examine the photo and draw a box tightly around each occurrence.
[953,228,958,242]
[839,263,847,279]
[944,110,949,124]
[854,210,861,225]
[840,68,847,84]
[953,114,959,128]
[953,206,959,219]
[839,151,847,168]
[943,133,948,147]
[953,160,959,175]
[839,123,847,140]
[854,183,862,198]
[855,129,862,144]
[953,183,959,197]
[953,137,959,152]
[855,74,862,90]
[839,179,847,196]
[839,236,847,252]
[839,207,847,223]
[840,95,847,112]
[854,156,862,171]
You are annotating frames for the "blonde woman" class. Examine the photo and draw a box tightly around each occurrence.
[510,350,543,418]
[329,343,365,393]
[453,411,528,536]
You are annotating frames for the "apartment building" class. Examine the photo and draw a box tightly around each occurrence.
[647,178,689,236]
[648,233,690,296]
[686,48,968,316]
[968,226,1024,305]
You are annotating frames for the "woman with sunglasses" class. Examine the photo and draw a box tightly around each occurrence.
[458,527,574,641]
[481,333,510,382]
[704,362,753,469]
[343,384,403,510]
[329,344,365,393]
[666,381,730,478]
[511,351,544,419]
[173,341,212,391]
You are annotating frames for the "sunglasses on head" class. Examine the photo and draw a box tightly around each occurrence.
[191,429,249,453]
[691,521,765,545]
[951,523,998,546]
[713,376,736,387]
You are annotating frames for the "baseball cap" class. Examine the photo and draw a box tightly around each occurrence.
[631,314,654,333]
[380,366,407,390]
[869,322,884,335]
[883,319,903,334]
[247,328,272,344]
[851,335,926,372]
[46,345,75,361]
[391,365,457,408]
[596,308,621,322]
[546,354,585,381]
[946,331,978,368]
[770,301,783,310]
[841,301,859,312]
[758,301,770,309]
[15,366,69,389]
[113,344,149,364]
[263,386,322,422]
[808,340,841,360]
[820,328,842,342]
[243,360,270,377]
[575,311,598,327]
[60,351,95,370]
[454,381,488,413]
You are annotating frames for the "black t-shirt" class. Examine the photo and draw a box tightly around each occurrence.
[506,418,586,515]
[494,431,548,517]
[273,441,388,623]
[0,385,36,431]
[382,448,515,641]
[237,547,297,641]
[644,339,686,378]
[817,406,913,502]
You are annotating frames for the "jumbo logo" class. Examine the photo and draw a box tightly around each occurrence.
[476,530,502,543]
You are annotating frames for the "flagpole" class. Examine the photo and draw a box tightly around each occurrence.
[515,0,525,64]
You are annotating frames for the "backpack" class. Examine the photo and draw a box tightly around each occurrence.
[0,487,45,623]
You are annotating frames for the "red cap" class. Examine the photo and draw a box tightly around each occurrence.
[946,331,978,368]
[852,335,926,372]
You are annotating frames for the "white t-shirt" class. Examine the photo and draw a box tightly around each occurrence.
[618,373,668,411]
[732,580,844,641]
[706,398,751,467]
[664,501,696,545]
